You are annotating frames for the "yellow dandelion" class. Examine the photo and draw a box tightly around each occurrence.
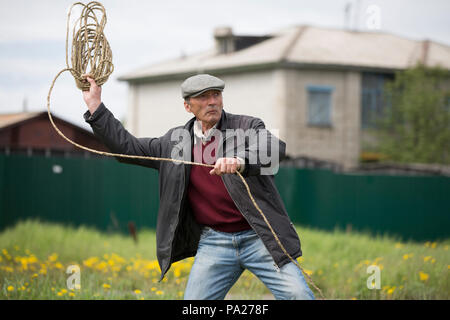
[423,256,432,262]
[83,257,99,268]
[7,285,14,292]
[151,287,157,292]
[48,253,58,262]
[103,283,111,289]
[304,269,313,276]
[430,242,437,249]
[4,266,13,273]
[419,271,429,281]
[387,286,396,295]
[178,291,184,297]
[402,253,413,260]
[156,290,163,296]
[32,273,38,279]
[96,261,108,271]
[57,292,63,296]
[69,292,75,297]
[134,289,142,295]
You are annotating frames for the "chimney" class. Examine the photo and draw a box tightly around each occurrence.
[421,39,430,66]
[214,26,234,54]
[22,96,28,112]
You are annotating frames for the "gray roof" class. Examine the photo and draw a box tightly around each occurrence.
[119,25,450,82]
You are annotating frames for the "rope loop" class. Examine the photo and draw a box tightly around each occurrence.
[66,1,113,91]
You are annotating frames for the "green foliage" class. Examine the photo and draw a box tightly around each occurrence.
[373,64,450,164]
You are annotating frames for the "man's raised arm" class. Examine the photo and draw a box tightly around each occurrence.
[82,76,162,170]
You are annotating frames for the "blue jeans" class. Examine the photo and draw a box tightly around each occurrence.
[184,227,315,300]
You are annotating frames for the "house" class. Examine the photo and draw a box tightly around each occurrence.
[118,25,450,169]
[0,111,109,157]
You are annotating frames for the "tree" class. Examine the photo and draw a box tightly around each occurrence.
[372,64,450,165]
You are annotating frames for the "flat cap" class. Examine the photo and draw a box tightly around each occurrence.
[181,74,225,99]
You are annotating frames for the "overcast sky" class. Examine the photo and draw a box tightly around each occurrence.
[1,0,449,130]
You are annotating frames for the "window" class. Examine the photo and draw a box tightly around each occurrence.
[307,85,333,127]
[361,72,394,129]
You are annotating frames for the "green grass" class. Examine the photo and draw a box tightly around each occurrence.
[0,219,449,300]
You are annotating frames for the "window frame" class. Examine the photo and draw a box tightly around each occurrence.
[306,85,334,128]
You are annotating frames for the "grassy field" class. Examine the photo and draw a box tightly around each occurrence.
[0,219,448,300]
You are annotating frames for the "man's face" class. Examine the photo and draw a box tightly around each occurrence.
[184,90,223,126]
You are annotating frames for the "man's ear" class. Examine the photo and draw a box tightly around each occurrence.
[184,100,192,113]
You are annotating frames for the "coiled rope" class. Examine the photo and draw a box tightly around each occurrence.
[47,1,325,300]
[66,1,113,90]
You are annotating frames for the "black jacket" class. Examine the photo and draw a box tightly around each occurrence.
[84,103,302,279]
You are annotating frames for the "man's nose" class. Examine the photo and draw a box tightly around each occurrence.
[207,93,219,105]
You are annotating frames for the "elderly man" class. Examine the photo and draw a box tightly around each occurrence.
[82,73,314,300]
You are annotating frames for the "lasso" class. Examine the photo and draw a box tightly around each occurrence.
[46,1,325,300]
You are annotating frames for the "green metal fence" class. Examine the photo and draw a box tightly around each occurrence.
[0,154,449,241]
[0,154,159,234]
[276,168,450,241]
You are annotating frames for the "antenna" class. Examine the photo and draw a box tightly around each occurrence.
[353,0,361,31]
[344,2,352,30]
[22,96,28,112]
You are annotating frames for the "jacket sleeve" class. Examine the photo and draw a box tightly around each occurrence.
[84,103,162,170]
[239,118,286,177]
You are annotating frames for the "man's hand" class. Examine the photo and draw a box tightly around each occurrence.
[82,75,102,115]
[209,157,241,176]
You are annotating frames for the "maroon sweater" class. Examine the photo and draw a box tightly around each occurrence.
[188,137,251,232]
